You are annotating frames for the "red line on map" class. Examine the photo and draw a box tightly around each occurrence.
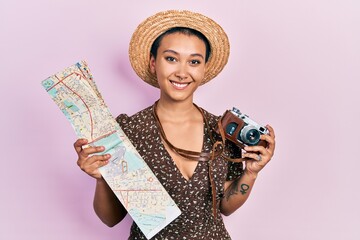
[48,72,95,140]
[77,66,87,79]
[46,72,81,91]
[118,191,128,209]
[88,130,117,145]
[61,81,94,140]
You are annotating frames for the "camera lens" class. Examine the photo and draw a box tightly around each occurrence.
[226,122,238,136]
[239,126,261,146]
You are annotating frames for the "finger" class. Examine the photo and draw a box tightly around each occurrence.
[244,145,267,155]
[86,153,111,165]
[266,124,275,139]
[80,145,106,158]
[78,159,107,179]
[242,152,262,161]
[267,140,276,156]
[73,139,88,153]
[261,135,275,154]
[263,133,276,155]
[260,132,276,155]
[260,134,275,145]
[78,153,111,170]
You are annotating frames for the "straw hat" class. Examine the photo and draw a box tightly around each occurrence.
[129,10,230,88]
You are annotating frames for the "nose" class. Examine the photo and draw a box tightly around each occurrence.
[175,63,188,81]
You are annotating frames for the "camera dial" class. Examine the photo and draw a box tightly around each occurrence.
[232,107,242,115]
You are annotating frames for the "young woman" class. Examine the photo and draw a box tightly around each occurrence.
[74,10,275,239]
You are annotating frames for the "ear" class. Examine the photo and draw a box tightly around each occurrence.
[149,55,156,74]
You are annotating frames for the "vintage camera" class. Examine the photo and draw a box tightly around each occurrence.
[217,107,269,148]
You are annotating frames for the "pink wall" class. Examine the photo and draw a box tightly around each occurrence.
[1,0,359,239]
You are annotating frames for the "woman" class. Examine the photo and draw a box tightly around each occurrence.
[74,10,275,239]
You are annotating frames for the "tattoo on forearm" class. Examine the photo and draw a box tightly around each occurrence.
[240,184,250,194]
[225,179,250,200]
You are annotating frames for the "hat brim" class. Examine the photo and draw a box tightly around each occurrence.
[129,10,230,88]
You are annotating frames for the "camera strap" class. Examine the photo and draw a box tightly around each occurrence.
[152,101,226,160]
[152,101,245,219]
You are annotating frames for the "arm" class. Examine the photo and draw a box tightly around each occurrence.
[74,139,127,227]
[220,171,257,216]
[220,125,276,216]
[93,177,127,227]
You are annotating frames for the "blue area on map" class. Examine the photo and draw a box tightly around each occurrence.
[48,88,57,98]
[42,79,54,90]
[128,209,165,233]
[63,100,79,112]
[95,133,145,173]
[124,150,146,172]
[96,132,146,172]
[61,109,71,120]
[95,132,122,152]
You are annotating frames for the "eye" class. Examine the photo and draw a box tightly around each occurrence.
[165,56,177,62]
[189,59,201,65]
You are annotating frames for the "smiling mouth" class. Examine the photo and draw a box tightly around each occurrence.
[170,80,190,89]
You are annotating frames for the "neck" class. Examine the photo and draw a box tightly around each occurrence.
[155,98,201,122]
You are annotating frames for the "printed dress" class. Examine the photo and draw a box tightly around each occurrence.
[116,104,243,240]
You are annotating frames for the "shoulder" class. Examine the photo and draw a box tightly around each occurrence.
[115,105,155,134]
[198,106,221,128]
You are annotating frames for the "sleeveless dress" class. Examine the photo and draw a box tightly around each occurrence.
[116,103,243,240]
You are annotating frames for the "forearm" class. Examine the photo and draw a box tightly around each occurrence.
[93,178,127,227]
[220,171,258,216]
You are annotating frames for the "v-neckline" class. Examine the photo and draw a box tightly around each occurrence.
[152,103,207,183]
[156,124,206,183]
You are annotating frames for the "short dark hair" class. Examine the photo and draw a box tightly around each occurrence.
[150,27,211,62]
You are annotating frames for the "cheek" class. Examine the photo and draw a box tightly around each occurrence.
[156,61,176,78]
[190,66,206,80]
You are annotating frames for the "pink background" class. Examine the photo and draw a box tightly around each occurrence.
[1,0,359,239]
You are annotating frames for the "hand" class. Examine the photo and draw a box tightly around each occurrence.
[74,139,111,179]
[242,125,276,175]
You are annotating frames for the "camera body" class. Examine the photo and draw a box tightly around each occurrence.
[217,107,269,148]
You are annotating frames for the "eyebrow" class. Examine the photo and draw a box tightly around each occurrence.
[162,49,204,59]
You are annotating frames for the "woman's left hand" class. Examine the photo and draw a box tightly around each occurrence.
[242,124,276,175]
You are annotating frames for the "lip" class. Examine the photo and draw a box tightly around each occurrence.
[170,80,191,90]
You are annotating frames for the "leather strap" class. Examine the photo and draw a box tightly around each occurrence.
[152,101,245,219]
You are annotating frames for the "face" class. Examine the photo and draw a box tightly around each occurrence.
[150,32,207,103]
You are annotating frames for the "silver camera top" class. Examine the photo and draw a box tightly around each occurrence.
[230,107,269,135]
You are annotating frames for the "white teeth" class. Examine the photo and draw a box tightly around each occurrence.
[171,82,188,88]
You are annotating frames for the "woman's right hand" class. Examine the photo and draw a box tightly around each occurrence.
[74,139,111,179]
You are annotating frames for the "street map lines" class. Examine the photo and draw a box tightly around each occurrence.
[42,61,181,239]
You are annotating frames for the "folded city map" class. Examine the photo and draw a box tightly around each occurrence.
[41,60,181,239]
